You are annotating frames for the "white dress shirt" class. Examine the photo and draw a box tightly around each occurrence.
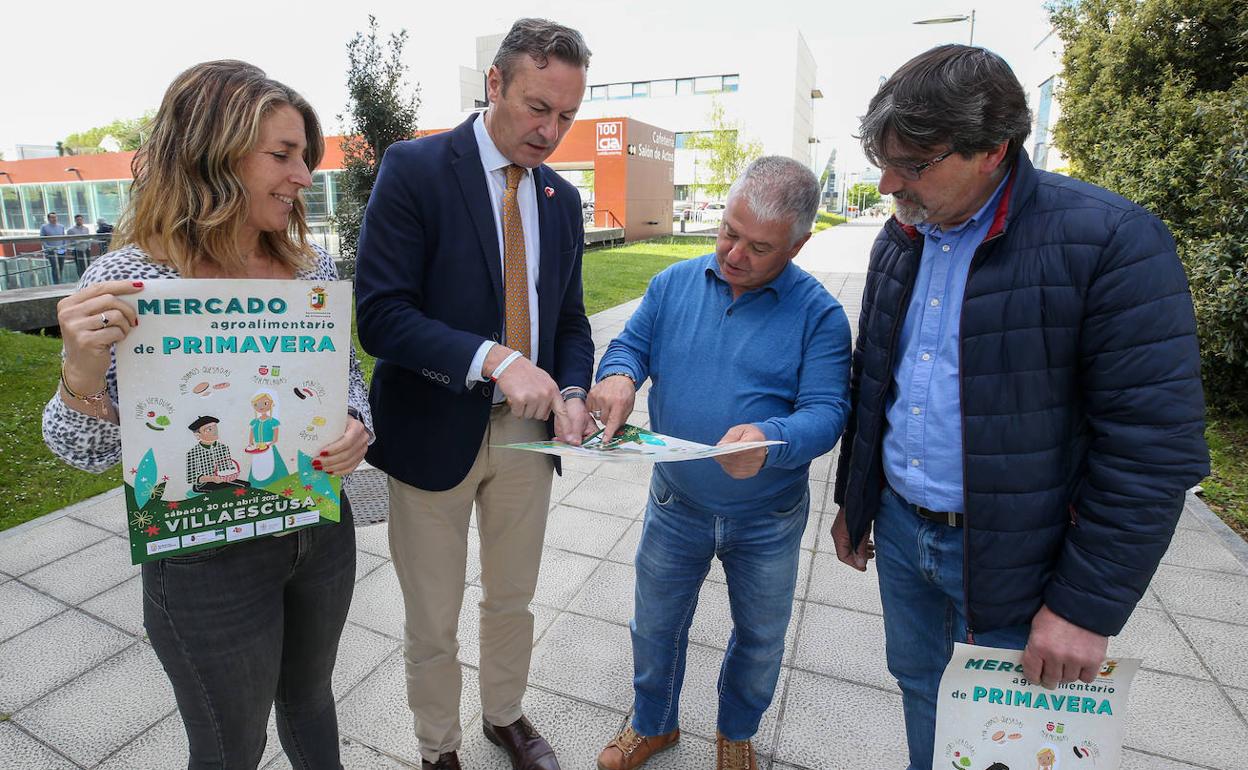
[467,113,541,390]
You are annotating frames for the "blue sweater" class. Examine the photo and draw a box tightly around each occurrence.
[598,254,852,516]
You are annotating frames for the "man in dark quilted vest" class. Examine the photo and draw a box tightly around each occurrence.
[830,44,1209,770]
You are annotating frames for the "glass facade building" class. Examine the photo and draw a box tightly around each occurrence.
[1,171,344,235]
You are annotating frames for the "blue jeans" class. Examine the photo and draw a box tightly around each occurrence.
[142,508,355,769]
[875,485,1030,770]
[631,474,808,741]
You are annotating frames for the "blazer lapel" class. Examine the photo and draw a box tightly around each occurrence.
[450,117,504,315]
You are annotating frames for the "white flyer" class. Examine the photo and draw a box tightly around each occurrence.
[499,423,783,463]
[934,643,1141,770]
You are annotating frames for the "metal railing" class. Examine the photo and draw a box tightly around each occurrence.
[0,234,114,290]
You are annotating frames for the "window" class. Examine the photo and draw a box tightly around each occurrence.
[632,82,649,98]
[329,171,349,215]
[651,80,676,97]
[591,85,608,101]
[675,132,691,149]
[723,74,739,92]
[694,76,722,94]
[93,181,122,225]
[2,187,23,231]
[676,78,693,95]
[608,82,632,99]
[304,172,329,222]
[45,185,69,220]
[22,185,47,227]
[70,183,91,220]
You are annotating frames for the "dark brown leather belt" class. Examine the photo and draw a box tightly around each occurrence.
[891,486,964,527]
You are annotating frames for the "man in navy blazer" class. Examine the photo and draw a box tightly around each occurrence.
[356,18,594,770]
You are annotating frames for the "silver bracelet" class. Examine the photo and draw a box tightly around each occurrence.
[489,350,524,381]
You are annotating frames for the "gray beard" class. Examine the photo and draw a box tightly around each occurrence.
[893,197,929,225]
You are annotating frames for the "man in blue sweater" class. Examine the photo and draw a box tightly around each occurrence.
[589,156,852,770]
[832,46,1208,770]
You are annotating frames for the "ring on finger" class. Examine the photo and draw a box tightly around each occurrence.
[99,312,110,329]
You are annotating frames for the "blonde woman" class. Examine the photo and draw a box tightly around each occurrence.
[42,60,372,769]
[246,389,288,485]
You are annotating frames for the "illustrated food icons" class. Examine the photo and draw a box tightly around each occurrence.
[145,415,171,431]
[191,382,228,396]
[292,386,317,400]
[989,731,1022,744]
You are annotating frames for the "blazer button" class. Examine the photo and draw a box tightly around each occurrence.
[482,385,492,398]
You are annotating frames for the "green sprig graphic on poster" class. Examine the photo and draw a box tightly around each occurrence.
[115,279,352,564]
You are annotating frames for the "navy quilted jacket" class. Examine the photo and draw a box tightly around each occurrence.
[832,151,1209,637]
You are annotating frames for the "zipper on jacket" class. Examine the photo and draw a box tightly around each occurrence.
[958,229,1005,646]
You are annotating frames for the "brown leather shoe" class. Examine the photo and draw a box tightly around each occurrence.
[596,725,680,770]
[484,715,560,770]
[716,733,757,770]
[422,752,461,770]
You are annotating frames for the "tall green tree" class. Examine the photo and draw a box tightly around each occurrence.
[63,113,153,154]
[1051,0,1248,410]
[685,99,763,200]
[846,182,881,212]
[335,15,421,274]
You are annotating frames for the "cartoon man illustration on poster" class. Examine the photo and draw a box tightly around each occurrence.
[185,416,247,494]
[246,390,288,486]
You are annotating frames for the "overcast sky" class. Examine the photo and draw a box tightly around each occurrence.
[2,0,1056,176]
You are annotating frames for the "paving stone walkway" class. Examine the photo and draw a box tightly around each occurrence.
[3,271,1247,769]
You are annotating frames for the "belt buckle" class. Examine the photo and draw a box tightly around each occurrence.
[947,510,958,527]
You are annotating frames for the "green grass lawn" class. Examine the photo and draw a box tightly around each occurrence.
[0,330,122,531]
[1200,415,1248,538]
[2,236,709,531]
[814,211,848,233]
[582,236,714,314]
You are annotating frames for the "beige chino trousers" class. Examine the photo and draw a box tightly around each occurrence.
[387,406,552,763]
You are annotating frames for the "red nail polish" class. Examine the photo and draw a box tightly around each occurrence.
[132,318,138,327]
[312,461,322,469]
[319,451,328,457]
[132,281,143,288]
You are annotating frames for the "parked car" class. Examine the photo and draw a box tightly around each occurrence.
[702,201,726,221]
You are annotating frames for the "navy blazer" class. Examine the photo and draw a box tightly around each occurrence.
[356,115,594,491]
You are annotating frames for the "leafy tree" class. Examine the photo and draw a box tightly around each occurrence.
[685,99,763,200]
[334,15,421,274]
[63,113,153,154]
[846,182,881,211]
[1051,0,1248,410]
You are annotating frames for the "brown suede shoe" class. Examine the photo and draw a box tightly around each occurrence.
[716,733,757,770]
[484,715,560,770]
[596,725,680,770]
[421,752,461,770]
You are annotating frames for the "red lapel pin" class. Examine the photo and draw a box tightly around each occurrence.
[544,186,555,198]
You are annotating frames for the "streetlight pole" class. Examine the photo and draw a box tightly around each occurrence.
[914,9,976,45]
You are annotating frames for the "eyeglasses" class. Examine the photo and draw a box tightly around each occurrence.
[882,149,954,181]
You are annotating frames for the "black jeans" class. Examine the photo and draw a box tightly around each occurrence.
[142,505,356,769]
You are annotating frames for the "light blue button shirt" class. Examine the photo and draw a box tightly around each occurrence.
[882,175,1009,512]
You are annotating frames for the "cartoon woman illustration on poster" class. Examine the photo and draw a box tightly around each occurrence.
[246,390,289,486]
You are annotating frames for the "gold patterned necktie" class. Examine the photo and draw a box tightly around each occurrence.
[502,164,530,360]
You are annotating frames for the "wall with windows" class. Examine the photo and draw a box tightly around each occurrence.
[1,171,345,235]
[461,29,819,200]
[1025,28,1067,173]
[0,180,131,234]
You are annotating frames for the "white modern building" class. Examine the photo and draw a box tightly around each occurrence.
[459,29,822,202]
[1026,27,1067,172]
